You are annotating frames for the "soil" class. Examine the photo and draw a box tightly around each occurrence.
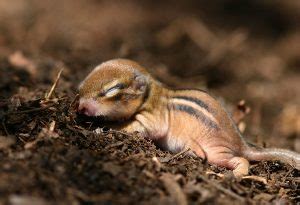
[0,0,300,204]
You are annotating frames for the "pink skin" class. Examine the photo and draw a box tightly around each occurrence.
[77,93,300,177]
[78,99,101,117]
[77,58,300,177]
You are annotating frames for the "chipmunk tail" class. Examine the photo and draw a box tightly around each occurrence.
[243,145,300,170]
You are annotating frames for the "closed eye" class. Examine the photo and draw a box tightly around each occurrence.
[103,83,125,98]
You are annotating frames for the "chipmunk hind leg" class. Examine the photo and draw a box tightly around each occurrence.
[197,144,250,177]
[207,152,250,177]
[227,157,250,177]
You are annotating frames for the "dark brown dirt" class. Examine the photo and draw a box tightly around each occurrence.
[0,0,300,204]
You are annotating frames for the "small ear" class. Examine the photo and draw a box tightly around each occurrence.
[132,72,149,93]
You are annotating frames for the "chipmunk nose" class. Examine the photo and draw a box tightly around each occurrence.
[78,99,99,116]
[77,103,88,114]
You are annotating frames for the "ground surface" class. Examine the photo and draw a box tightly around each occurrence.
[0,0,300,204]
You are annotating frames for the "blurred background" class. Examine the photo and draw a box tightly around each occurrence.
[0,0,299,149]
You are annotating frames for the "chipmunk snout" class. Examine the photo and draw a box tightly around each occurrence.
[78,99,100,117]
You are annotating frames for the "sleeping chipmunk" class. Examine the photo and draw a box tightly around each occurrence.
[78,58,300,177]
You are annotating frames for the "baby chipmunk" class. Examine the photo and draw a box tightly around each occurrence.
[78,59,300,177]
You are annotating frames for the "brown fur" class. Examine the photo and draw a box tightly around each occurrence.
[78,58,300,177]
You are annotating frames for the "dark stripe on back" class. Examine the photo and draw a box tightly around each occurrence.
[172,96,214,113]
[171,103,219,130]
[176,88,208,93]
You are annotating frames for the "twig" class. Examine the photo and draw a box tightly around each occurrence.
[205,171,225,178]
[110,130,135,138]
[45,67,64,100]
[198,175,245,202]
[5,97,65,116]
[282,166,295,182]
[241,175,268,185]
[105,141,125,149]
[205,171,268,185]
[7,103,55,114]
[69,94,79,112]
[165,148,191,163]
[1,120,9,136]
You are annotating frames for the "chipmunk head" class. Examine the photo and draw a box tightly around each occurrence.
[78,59,150,120]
